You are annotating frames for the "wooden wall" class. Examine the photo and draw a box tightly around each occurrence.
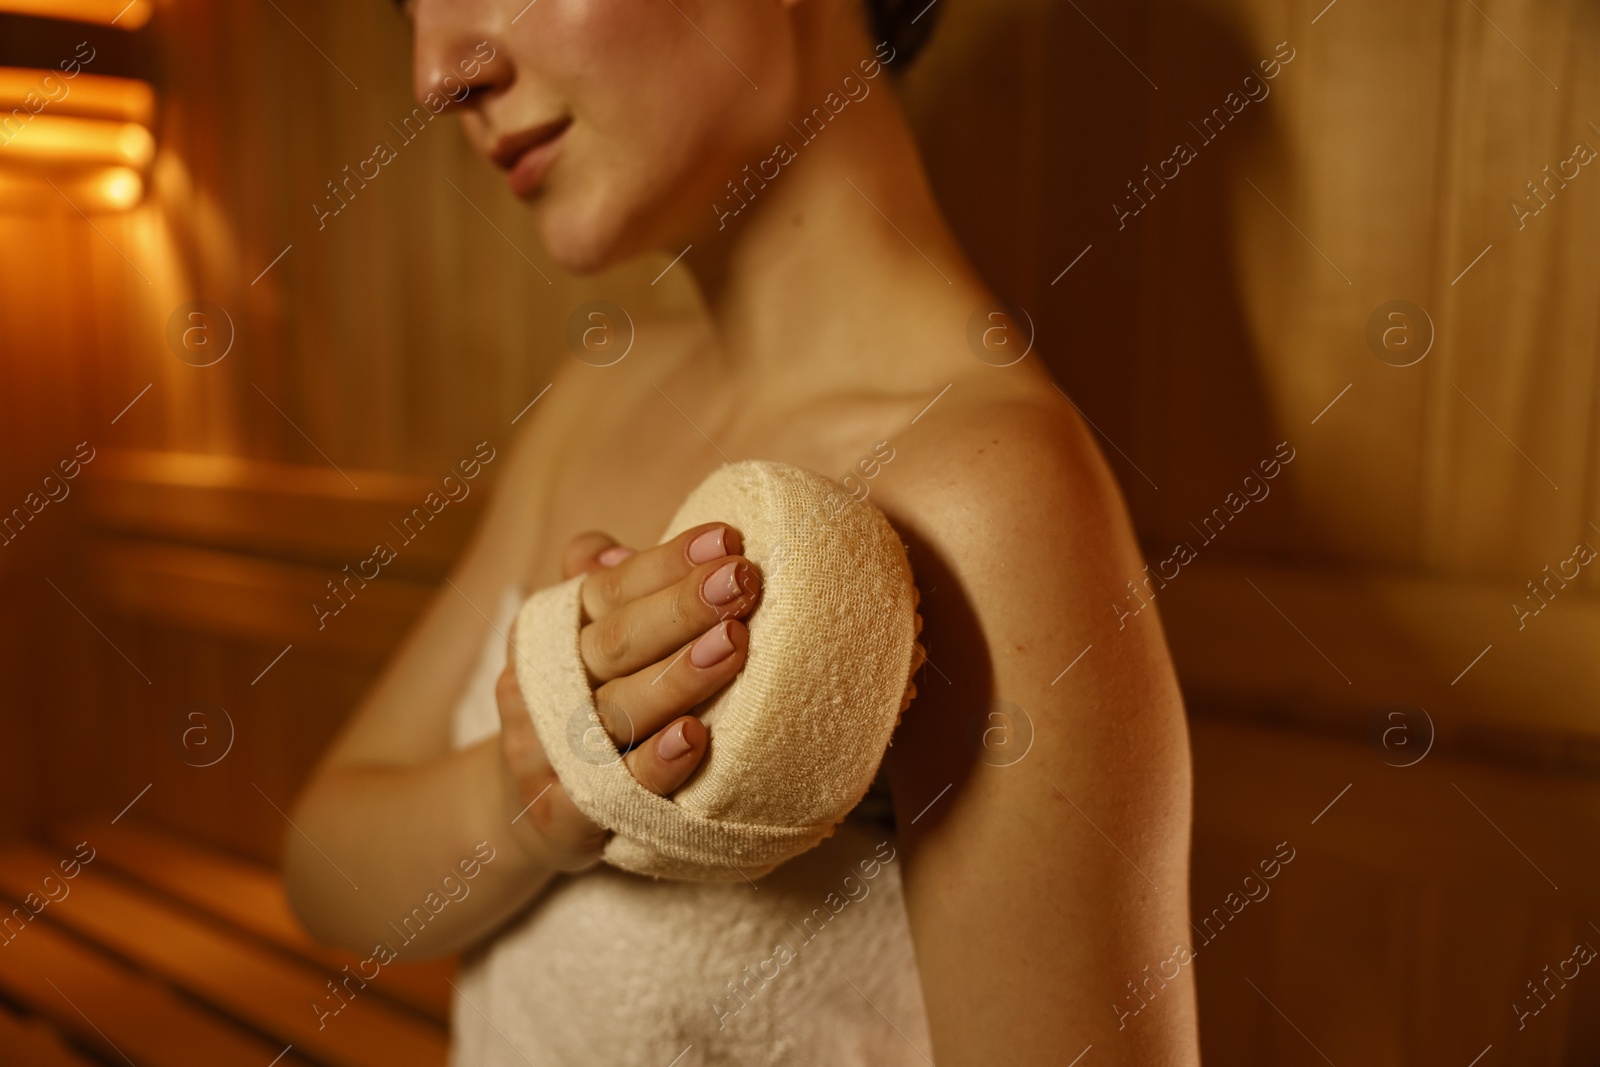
[0,0,1596,1062]
[905,1,1600,1061]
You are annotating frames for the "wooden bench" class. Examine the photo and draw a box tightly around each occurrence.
[50,818,455,1024]
[0,823,452,1067]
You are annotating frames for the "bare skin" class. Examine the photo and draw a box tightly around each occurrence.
[287,0,1200,1062]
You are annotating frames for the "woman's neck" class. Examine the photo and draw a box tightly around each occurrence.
[682,47,991,401]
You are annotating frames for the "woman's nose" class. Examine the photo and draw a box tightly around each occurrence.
[409,1,512,109]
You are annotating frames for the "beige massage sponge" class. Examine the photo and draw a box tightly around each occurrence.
[512,460,923,881]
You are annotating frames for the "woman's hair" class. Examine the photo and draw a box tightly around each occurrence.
[866,0,943,70]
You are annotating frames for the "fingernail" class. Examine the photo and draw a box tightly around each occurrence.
[687,527,727,564]
[701,560,743,606]
[657,720,692,760]
[598,545,635,567]
[690,621,736,668]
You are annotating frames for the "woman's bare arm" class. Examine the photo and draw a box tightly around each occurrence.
[284,419,764,959]
[283,426,569,957]
[882,395,1201,1066]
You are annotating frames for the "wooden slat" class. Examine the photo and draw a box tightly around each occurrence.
[1159,557,1600,748]
[1191,719,1600,896]
[0,842,448,1067]
[1421,0,1600,576]
[0,880,309,1067]
[0,1005,100,1067]
[1191,717,1600,1064]
[52,818,454,1024]
[85,537,435,659]
[83,449,483,577]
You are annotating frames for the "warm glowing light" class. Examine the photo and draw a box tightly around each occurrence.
[0,56,157,216]
[0,113,152,167]
[0,162,143,210]
[0,70,156,125]
[0,0,153,31]
[94,163,141,208]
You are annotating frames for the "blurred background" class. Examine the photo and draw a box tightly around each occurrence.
[0,0,1596,1063]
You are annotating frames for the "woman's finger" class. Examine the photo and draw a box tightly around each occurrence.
[581,557,760,682]
[493,660,609,870]
[494,659,546,780]
[590,619,747,743]
[579,521,742,623]
[562,530,634,580]
[623,715,709,796]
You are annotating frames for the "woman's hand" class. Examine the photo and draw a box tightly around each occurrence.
[495,522,761,871]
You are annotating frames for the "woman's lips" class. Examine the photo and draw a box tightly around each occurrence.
[493,118,572,198]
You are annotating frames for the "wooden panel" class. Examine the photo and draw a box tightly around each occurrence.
[54,450,472,854]
[15,599,386,864]
[0,880,312,1067]
[1191,717,1600,1064]
[0,571,49,840]
[0,841,448,1067]
[84,448,485,574]
[1158,558,1600,747]
[0,1006,99,1067]
[1,2,1597,1065]
[904,0,1600,582]
[1422,0,1600,576]
[86,536,434,659]
[53,818,454,1025]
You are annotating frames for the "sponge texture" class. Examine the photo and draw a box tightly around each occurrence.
[512,460,922,881]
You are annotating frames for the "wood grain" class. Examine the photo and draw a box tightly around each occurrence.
[0,0,1596,1062]
[0,841,449,1067]
[50,817,455,1025]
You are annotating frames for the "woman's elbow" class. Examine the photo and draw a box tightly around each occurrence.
[279,775,363,951]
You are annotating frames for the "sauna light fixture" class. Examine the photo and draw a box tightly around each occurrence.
[0,3,157,211]
[0,0,152,31]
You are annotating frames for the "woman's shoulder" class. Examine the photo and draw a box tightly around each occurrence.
[874,375,1143,581]
[876,375,1192,904]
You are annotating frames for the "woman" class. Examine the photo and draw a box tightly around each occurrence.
[285,0,1200,1063]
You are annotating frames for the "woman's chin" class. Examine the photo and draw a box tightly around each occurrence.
[538,197,686,279]
[537,200,631,277]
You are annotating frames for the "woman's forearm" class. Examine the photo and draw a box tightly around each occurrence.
[284,737,555,960]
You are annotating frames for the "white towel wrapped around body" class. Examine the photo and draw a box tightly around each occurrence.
[511,460,923,881]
